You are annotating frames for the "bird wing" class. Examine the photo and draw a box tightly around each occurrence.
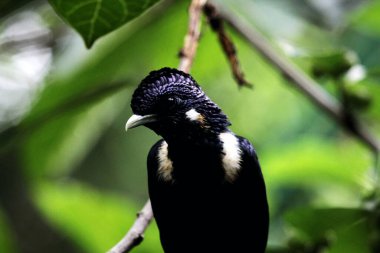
[234,135,269,252]
[147,139,184,253]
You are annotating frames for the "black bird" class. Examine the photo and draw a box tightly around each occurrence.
[125,68,269,253]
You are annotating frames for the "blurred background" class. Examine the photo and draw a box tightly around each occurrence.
[0,0,380,252]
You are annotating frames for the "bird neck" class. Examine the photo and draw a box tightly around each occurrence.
[160,118,230,148]
[161,128,232,185]
[163,130,224,148]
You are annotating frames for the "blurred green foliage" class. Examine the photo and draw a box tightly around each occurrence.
[0,0,380,253]
[35,182,162,253]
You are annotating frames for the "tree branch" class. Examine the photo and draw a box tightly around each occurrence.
[203,3,251,88]
[107,1,206,252]
[215,3,380,154]
[178,0,207,73]
[108,201,153,253]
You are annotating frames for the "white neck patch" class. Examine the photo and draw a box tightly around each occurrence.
[186,108,201,121]
[157,141,174,182]
[219,132,242,182]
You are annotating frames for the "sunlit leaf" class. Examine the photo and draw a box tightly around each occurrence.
[349,2,380,36]
[262,139,371,190]
[48,0,161,47]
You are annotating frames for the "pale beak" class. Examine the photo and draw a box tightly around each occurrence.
[125,114,158,132]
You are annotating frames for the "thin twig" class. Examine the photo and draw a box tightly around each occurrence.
[203,3,251,88]
[178,0,207,73]
[216,3,380,153]
[107,1,206,252]
[108,201,153,253]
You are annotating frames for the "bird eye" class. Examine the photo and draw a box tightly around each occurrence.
[167,97,182,104]
[163,96,183,110]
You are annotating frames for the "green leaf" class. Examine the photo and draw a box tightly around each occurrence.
[285,207,371,253]
[359,77,380,119]
[35,182,162,253]
[328,218,372,253]
[310,50,358,79]
[48,0,161,48]
[285,207,368,240]
[261,138,374,213]
[262,139,371,190]
[349,2,380,37]
[0,210,16,253]
[343,82,372,111]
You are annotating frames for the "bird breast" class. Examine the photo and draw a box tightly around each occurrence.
[156,132,242,184]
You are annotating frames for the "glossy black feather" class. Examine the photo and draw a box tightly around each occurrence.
[147,136,268,253]
[130,68,269,253]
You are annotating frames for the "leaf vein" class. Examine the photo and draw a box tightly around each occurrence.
[97,16,112,29]
[116,0,128,22]
[87,0,102,45]
[66,0,94,17]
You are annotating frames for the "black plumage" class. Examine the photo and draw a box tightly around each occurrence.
[126,68,269,253]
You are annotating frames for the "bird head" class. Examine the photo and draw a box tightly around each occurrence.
[126,68,230,143]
